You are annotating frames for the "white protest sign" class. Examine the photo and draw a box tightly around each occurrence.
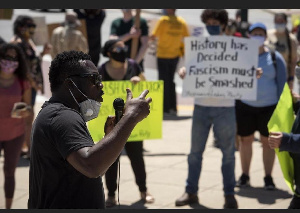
[182,36,259,100]
[143,18,204,70]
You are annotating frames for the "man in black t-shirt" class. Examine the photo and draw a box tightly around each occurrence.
[28,51,152,209]
[110,9,149,71]
[74,9,106,67]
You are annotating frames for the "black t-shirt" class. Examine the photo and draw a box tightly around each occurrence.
[98,58,142,81]
[110,17,148,60]
[28,101,105,209]
[74,9,106,56]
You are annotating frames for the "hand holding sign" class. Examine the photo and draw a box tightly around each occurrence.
[182,35,260,100]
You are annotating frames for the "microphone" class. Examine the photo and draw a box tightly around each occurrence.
[113,98,125,125]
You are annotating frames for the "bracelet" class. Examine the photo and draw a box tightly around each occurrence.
[288,76,294,82]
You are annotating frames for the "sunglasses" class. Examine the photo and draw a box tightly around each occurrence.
[112,46,128,53]
[3,55,18,62]
[68,73,102,86]
[20,23,36,28]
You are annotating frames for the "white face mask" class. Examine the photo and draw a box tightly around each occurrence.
[275,23,286,33]
[250,35,265,47]
[78,99,101,122]
[68,80,101,122]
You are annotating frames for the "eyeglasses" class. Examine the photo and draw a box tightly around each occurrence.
[68,73,102,86]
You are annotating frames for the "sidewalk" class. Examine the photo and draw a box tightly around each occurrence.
[0,94,293,209]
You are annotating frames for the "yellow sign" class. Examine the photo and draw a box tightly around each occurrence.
[87,80,163,142]
[268,83,296,194]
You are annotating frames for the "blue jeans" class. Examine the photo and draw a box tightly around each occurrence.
[185,105,236,195]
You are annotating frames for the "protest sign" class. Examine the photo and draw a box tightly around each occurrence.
[87,80,163,142]
[182,36,259,100]
[0,9,13,20]
[32,16,48,46]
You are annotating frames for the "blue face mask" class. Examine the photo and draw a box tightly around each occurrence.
[206,25,221,35]
[249,35,266,47]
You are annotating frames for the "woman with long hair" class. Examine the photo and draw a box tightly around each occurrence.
[98,39,154,207]
[0,43,32,209]
[11,15,45,158]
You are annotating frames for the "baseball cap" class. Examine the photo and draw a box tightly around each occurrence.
[248,22,267,34]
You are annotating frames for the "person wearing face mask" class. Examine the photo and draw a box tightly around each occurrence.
[11,15,45,159]
[98,39,154,207]
[110,9,149,71]
[175,10,265,209]
[28,50,152,209]
[73,9,106,66]
[0,43,32,209]
[266,13,298,90]
[50,11,89,58]
[235,22,287,191]
[150,9,189,116]
[175,9,239,209]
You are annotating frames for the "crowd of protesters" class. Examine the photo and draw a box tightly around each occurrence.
[1,8,300,209]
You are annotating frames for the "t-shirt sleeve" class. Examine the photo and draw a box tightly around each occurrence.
[182,20,190,37]
[140,18,149,36]
[151,18,163,37]
[50,109,94,159]
[110,19,118,35]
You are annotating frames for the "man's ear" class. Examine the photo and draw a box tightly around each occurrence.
[64,78,74,89]
[64,78,87,103]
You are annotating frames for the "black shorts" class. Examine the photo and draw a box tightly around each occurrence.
[235,100,276,137]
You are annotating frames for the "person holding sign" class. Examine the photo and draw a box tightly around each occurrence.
[150,9,190,116]
[268,90,300,209]
[235,23,287,190]
[28,51,152,209]
[0,43,32,209]
[175,9,239,209]
[109,9,149,71]
[98,39,154,207]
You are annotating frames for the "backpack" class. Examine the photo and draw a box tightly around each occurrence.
[270,50,277,72]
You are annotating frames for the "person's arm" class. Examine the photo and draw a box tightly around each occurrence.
[18,83,33,118]
[66,89,152,178]
[78,33,89,54]
[134,19,149,64]
[269,132,300,153]
[275,51,288,98]
[288,38,299,89]
[135,35,149,64]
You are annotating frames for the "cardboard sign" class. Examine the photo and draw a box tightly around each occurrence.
[182,36,259,100]
[32,16,48,46]
[0,9,13,20]
[87,80,163,142]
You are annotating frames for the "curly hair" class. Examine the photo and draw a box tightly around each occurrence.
[13,15,34,36]
[49,51,91,92]
[201,9,228,31]
[0,43,29,80]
